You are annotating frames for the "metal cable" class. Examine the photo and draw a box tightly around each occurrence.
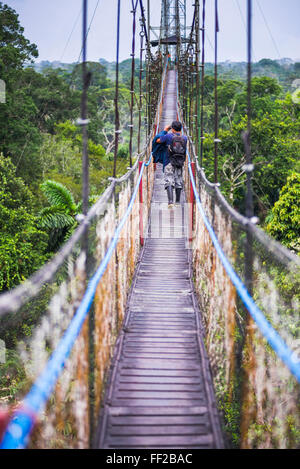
[113,0,121,178]
[200,0,206,167]
[234,0,256,62]
[77,0,101,63]
[60,6,82,62]
[214,0,219,183]
[255,0,281,59]
[81,0,90,220]
[243,0,254,293]
[176,86,300,384]
[129,0,139,167]
[138,22,145,153]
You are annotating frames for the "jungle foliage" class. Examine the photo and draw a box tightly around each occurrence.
[200,67,300,249]
[0,3,141,294]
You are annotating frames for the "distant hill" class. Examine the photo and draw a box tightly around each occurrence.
[26,60,76,73]
[27,57,300,92]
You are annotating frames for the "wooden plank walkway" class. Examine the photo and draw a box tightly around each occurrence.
[96,71,224,449]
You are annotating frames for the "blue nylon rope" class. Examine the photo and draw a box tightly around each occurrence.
[187,158,300,383]
[0,60,169,450]
[0,155,152,450]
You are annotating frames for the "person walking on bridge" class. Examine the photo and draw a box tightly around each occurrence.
[152,120,187,208]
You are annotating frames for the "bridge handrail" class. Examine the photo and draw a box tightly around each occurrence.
[175,72,299,269]
[186,134,300,269]
[186,154,300,382]
[175,74,300,383]
[0,57,169,449]
[176,73,300,382]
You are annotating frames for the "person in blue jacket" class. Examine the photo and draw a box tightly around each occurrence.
[152,121,187,207]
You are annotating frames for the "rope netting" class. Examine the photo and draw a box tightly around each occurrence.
[175,0,300,448]
[0,59,168,449]
[179,96,300,449]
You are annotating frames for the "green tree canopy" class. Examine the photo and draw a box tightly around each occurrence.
[0,154,48,291]
[266,172,300,253]
[0,2,38,80]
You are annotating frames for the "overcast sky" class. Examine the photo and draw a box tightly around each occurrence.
[5,0,300,64]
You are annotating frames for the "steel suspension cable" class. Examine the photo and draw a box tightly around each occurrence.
[60,6,82,62]
[244,0,254,221]
[195,0,200,159]
[243,0,254,294]
[138,0,151,54]
[113,0,121,178]
[214,0,219,183]
[200,0,206,167]
[77,0,101,63]
[138,21,145,154]
[234,0,256,62]
[81,0,90,220]
[255,0,281,59]
[129,0,139,167]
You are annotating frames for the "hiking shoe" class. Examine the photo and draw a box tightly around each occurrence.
[168,203,174,209]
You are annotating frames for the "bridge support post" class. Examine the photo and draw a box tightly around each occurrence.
[139,161,144,246]
[189,162,195,242]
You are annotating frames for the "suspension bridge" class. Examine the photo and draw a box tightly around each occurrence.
[0,0,300,450]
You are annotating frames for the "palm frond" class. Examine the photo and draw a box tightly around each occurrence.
[40,180,77,212]
[39,207,75,230]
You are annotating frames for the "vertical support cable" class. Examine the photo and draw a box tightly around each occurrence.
[245,0,254,221]
[139,161,144,246]
[147,56,151,135]
[188,50,193,133]
[166,0,170,57]
[189,161,196,242]
[147,0,150,43]
[243,0,254,293]
[175,0,180,65]
[241,0,255,446]
[195,0,200,159]
[184,61,188,124]
[129,1,139,167]
[81,0,89,217]
[80,0,92,446]
[191,55,195,139]
[200,0,206,167]
[214,0,219,183]
[113,0,121,178]
[138,22,145,154]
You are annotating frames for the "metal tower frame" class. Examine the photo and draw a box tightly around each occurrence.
[149,0,188,58]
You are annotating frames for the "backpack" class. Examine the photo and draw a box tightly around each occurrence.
[168,135,186,168]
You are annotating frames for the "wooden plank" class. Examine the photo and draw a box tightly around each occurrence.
[96,70,223,450]
[124,343,198,353]
[119,369,202,378]
[119,359,202,370]
[108,425,209,436]
[110,415,208,426]
[115,390,205,399]
[108,406,208,416]
[110,399,206,407]
[116,383,203,392]
[118,377,202,385]
[105,434,214,448]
